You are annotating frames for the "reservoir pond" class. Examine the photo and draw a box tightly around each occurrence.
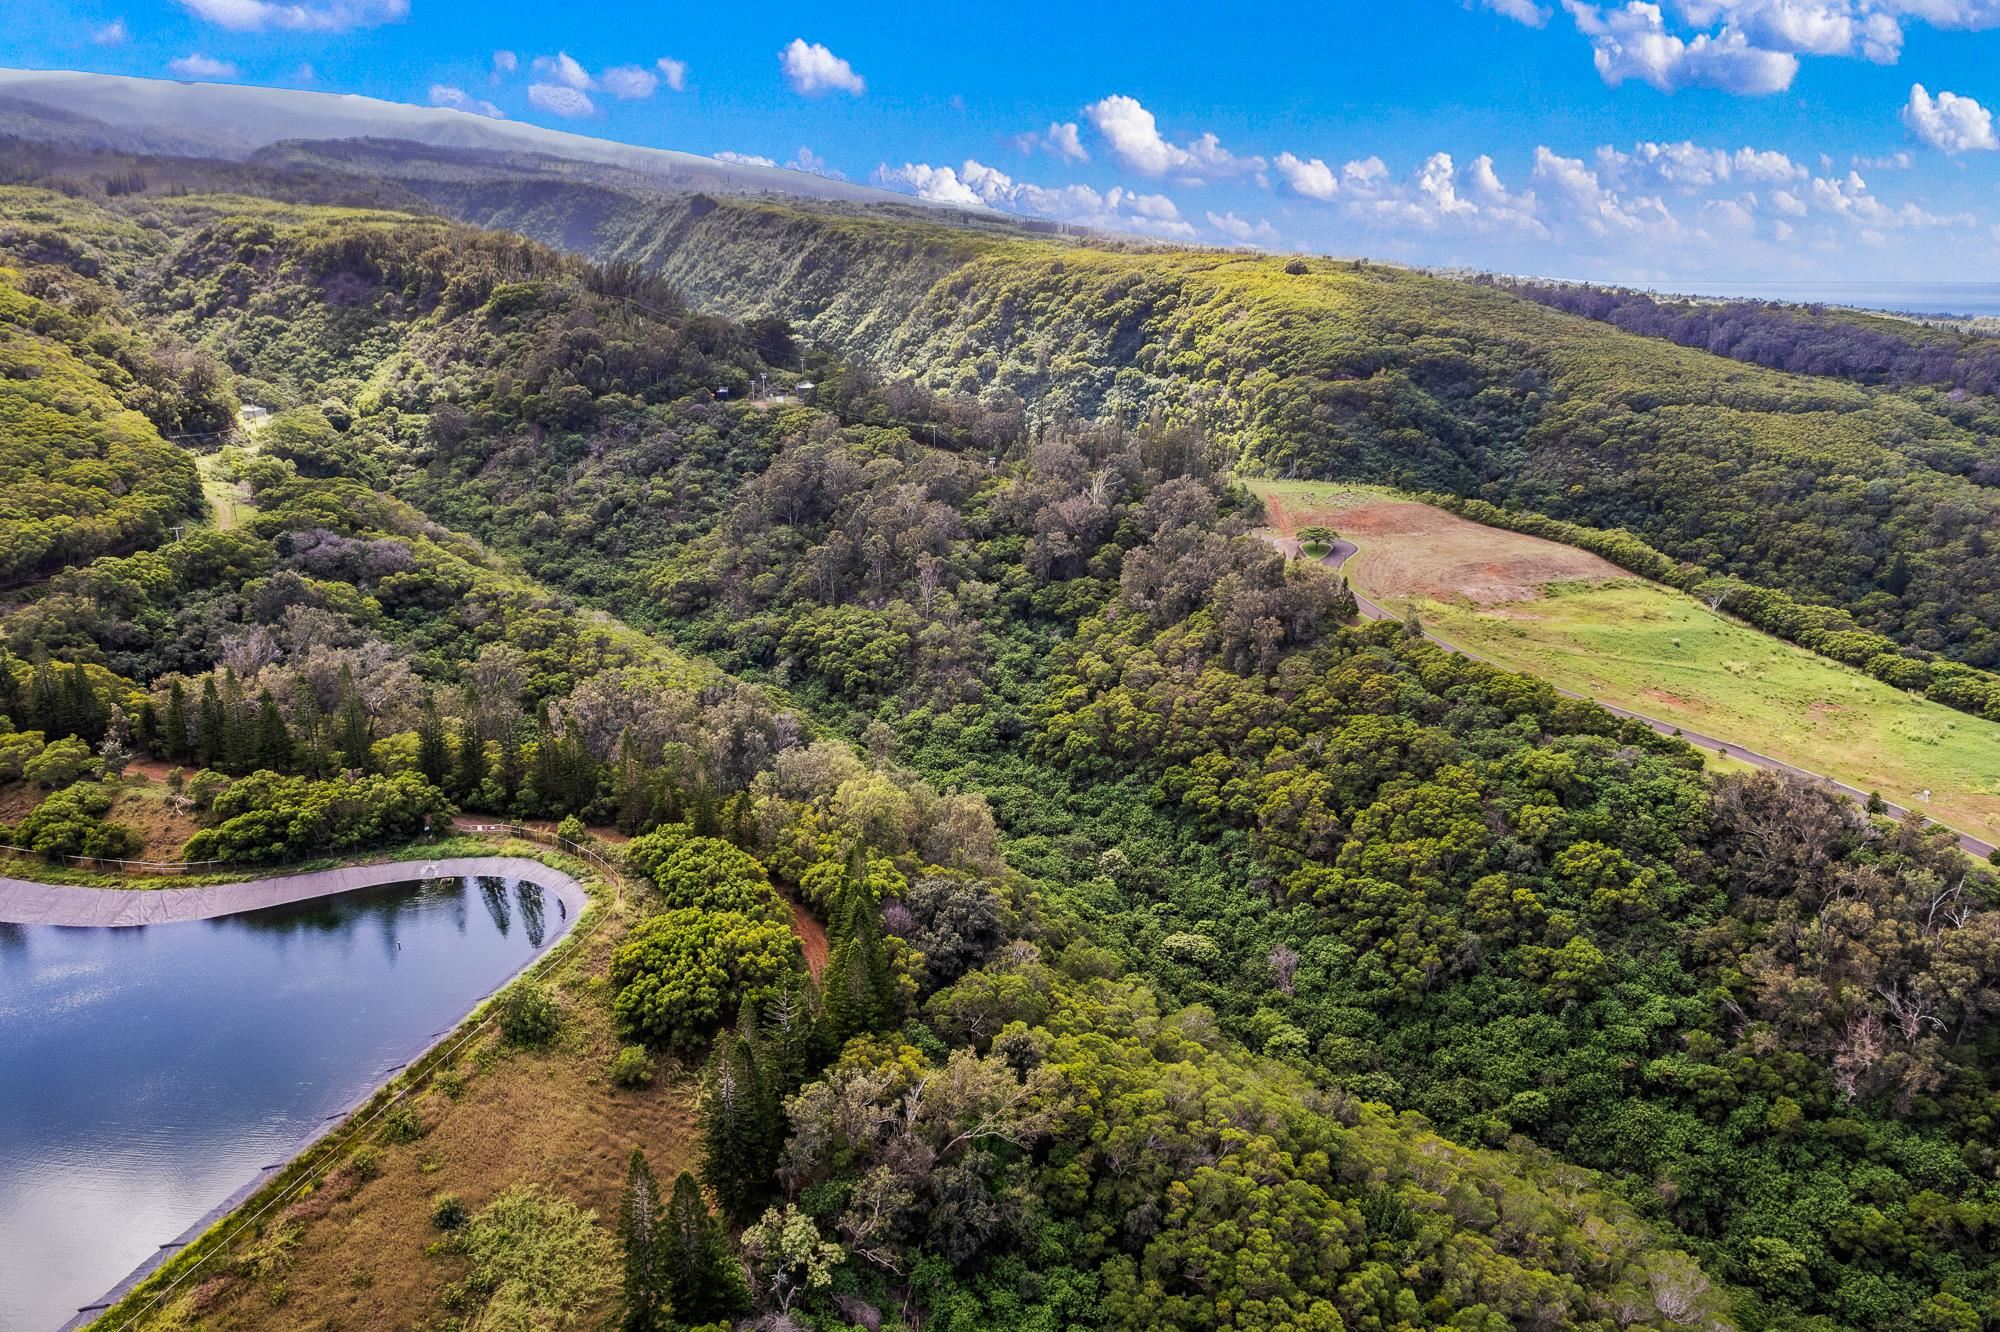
[0,875,570,1331]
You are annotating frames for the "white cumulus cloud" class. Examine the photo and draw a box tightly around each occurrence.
[532,52,592,90]
[1902,83,1997,152]
[1477,0,1553,23]
[1344,156,1391,190]
[528,83,595,118]
[877,159,1198,238]
[1274,152,1341,201]
[1528,1,2000,95]
[656,57,688,92]
[1016,121,1089,163]
[787,147,845,179]
[1349,152,1550,237]
[1532,144,1681,234]
[430,84,505,118]
[177,0,405,32]
[1810,167,1973,224]
[1208,211,1279,243]
[168,52,238,79]
[880,161,987,208]
[714,151,778,168]
[780,38,865,95]
[601,65,659,99]
[1083,94,1266,179]
[1561,2,1800,93]
[1596,139,1805,187]
[92,18,128,44]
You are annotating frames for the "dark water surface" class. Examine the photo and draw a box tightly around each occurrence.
[0,876,568,1331]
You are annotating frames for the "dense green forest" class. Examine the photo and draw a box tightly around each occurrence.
[0,263,207,580]
[9,180,2000,1331]
[368,163,2000,674]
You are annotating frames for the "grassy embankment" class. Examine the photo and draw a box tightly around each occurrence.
[1256,479,2000,847]
[86,845,695,1332]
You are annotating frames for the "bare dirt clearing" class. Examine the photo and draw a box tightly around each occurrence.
[1258,481,1625,605]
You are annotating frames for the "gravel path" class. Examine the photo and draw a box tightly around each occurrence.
[0,856,587,927]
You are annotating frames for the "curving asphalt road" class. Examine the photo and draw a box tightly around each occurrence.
[1275,534,1996,860]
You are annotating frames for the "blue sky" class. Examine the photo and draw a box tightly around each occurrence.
[7,0,2000,284]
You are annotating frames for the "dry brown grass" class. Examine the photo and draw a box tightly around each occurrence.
[105,780,202,860]
[1258,481,1625,606]
[1,771,199,859]
[132,916,702,1332]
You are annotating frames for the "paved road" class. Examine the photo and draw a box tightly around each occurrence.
[1275,534,1996,860]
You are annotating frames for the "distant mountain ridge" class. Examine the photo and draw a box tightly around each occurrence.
[0,67,918,206]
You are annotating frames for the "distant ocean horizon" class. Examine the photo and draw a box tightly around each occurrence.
[1647,281,2000,321]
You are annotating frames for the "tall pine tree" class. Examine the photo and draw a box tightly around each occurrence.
[700,1033,774,1225]
[290,678,327,776]
[252,689,293,771]
[0,650,20,724]
[196,677,225,768]
[61,664,108,744]
[496,724,524,813]
[661,1170,749,1324]
[762,976,827,1097]
[822,848,898,1044]
[618,1148,669,1332]
[135,700,160,759]
[416,695,452,790]
[454,720,489,804]
[162,680,191,763]
[335,665,372,771]
[218,670,250,773]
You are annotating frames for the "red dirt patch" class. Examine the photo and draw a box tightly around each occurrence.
[1643,688,1702,712]
[1263,490,1624,605]
[788,895,830,978]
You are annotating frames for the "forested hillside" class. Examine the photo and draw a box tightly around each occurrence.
[0,255,207,580]
[384,167,2000,674]
[10,176,2000,1330]
[1500,278,2000,401]
[1,188,1775,1332]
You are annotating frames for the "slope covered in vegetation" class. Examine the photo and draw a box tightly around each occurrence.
[1501,277,2000,400]
[407,173,2000,677]
[35,187,1996,1329]
[0,189,1777,1332]
[0,264,203,580]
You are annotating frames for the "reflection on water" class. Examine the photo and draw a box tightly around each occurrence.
[0,876,564,1332]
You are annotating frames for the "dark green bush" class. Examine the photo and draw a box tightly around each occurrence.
[608,1044,655,1089]
[497,980,561,1047]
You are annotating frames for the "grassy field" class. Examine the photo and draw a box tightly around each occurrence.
[198,451,254,532]
[1251,479,2000,847]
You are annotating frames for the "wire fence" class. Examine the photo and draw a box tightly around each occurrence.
[0,823,628,892]
[454,822,626,905]
[0,843,236,875]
